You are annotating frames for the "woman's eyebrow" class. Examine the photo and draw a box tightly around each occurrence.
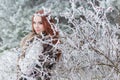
[38,21,42,22]
[38,20,42,22]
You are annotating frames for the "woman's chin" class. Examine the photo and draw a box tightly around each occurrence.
[36,31,41,34]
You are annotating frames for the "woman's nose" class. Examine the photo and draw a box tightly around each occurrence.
[36,23,39,27]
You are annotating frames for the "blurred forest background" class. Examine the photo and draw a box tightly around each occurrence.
[0,0,120,80]
[0,0,119,53]
[0,0,73,52]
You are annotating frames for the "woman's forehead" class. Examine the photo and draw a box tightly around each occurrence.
[33,16,42,21]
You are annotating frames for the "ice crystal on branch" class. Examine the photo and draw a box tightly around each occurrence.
[0,0,120,80]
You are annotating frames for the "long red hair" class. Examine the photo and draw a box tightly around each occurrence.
[32,9,59,44]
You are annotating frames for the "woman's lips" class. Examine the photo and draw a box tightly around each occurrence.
[36,30,40,32]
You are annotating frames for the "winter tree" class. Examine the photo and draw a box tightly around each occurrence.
[0,0,120,80]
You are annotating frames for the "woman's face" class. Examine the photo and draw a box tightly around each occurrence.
[33,16,45,34]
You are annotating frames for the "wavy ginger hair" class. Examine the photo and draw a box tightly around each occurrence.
[20,9,61,61]
[32,10,59,43]
[20,9,59,48]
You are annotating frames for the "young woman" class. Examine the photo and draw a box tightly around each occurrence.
[17,9,61,80]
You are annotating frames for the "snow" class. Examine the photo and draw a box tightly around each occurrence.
[0,0,120,80]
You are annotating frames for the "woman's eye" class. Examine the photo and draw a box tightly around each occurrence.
[38,22,42,24]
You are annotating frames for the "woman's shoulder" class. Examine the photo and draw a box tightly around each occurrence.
[20,32,34,48]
